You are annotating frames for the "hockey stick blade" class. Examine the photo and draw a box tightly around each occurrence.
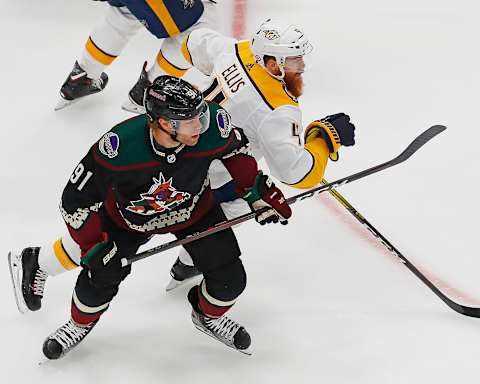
[121,125,446,267]
[389,125,446,166]
[322,180,480,318]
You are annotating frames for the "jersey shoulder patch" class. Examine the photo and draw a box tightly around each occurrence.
[98,132,120,159]
[215,108,233,138]
[94,114,155,166]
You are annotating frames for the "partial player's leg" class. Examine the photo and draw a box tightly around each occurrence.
[56,5,142,110]
[122,31,201,114]
[122,0,220,113]
[165,247,202,292]
[42,219,149,360]
[166,162,250,291]
[8,248,46,314]
[42,264,130,360]
[165,198,249,291]
[8,234,81,314]
[174,204,251,354]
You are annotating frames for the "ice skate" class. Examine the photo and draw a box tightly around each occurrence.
[165,257,201,291]
[188,287,251,355]
[8,247,48,314]
[121,61,150,114]
[55,61,108,111]
[42,319,97,360]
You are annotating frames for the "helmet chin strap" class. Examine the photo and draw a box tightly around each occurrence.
[162,128,178,142]
[154,120,179,143]
[274,56,286,79]
[160,127,178,142]
[264,63,286,81]
[168,120,179,142]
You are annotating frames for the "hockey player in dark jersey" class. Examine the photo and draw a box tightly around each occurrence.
[28,75,292,359]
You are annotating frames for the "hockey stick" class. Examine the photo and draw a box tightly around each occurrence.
[121,125,446,268]
[321,179,480,318]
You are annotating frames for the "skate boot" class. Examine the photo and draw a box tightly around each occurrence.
[121,61,151,114]
[55,61,108,111]
[8,247,48,314]
[187,286,251,355]
[43,319,97,360]
[165,257,201,292]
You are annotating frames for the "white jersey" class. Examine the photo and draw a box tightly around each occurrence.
[182,28,328,188]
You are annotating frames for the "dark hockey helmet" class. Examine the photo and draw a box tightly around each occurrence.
[144,75,209,134]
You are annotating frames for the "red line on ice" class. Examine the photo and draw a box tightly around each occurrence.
[317,194,480,306]
[232,0,247,40]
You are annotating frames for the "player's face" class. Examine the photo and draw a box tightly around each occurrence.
[170,103,210,146]
[175,117,202,146]
[283,56,305,98]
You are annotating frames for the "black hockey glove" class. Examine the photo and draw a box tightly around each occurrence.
[80,233,119,271]
[243,171,292,225]
[305,113,355,161]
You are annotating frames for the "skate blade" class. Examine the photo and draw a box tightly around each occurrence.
[7,251,28,314]
[238,348,252,356]
[165,274,201,292]
[165,278,183,292]
[38,351,66,365]
[121,98,145,114]
[54,97,79,111]
[193,324,252,356]
[38,356,52,366]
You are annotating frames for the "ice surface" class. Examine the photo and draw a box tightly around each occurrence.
[1,1,480,383]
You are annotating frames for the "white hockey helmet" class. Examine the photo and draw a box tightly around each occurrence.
[250,19,313,74]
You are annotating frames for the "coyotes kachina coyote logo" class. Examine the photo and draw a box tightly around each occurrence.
[126,173,191,216]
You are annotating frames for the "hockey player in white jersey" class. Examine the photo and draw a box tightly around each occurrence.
[165,19,357,289]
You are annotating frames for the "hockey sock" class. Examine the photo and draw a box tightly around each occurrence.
[71,289,108,325]
[197,280,235,318]
[79,6,142,79]
[147,34,191,81]
[38,234,81,276]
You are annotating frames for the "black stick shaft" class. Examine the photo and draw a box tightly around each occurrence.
[121,126,446,267]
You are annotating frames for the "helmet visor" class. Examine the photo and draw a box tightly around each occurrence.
[171,102,210,136]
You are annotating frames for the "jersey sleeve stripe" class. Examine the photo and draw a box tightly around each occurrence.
[156,49,188,77]
[287,139,329,189]
[181,33,193,65]
[92,147,162,171]
[145,0,181,36]
[183,133,237,158]
[202,77,220,99]
[85,37,117,65]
